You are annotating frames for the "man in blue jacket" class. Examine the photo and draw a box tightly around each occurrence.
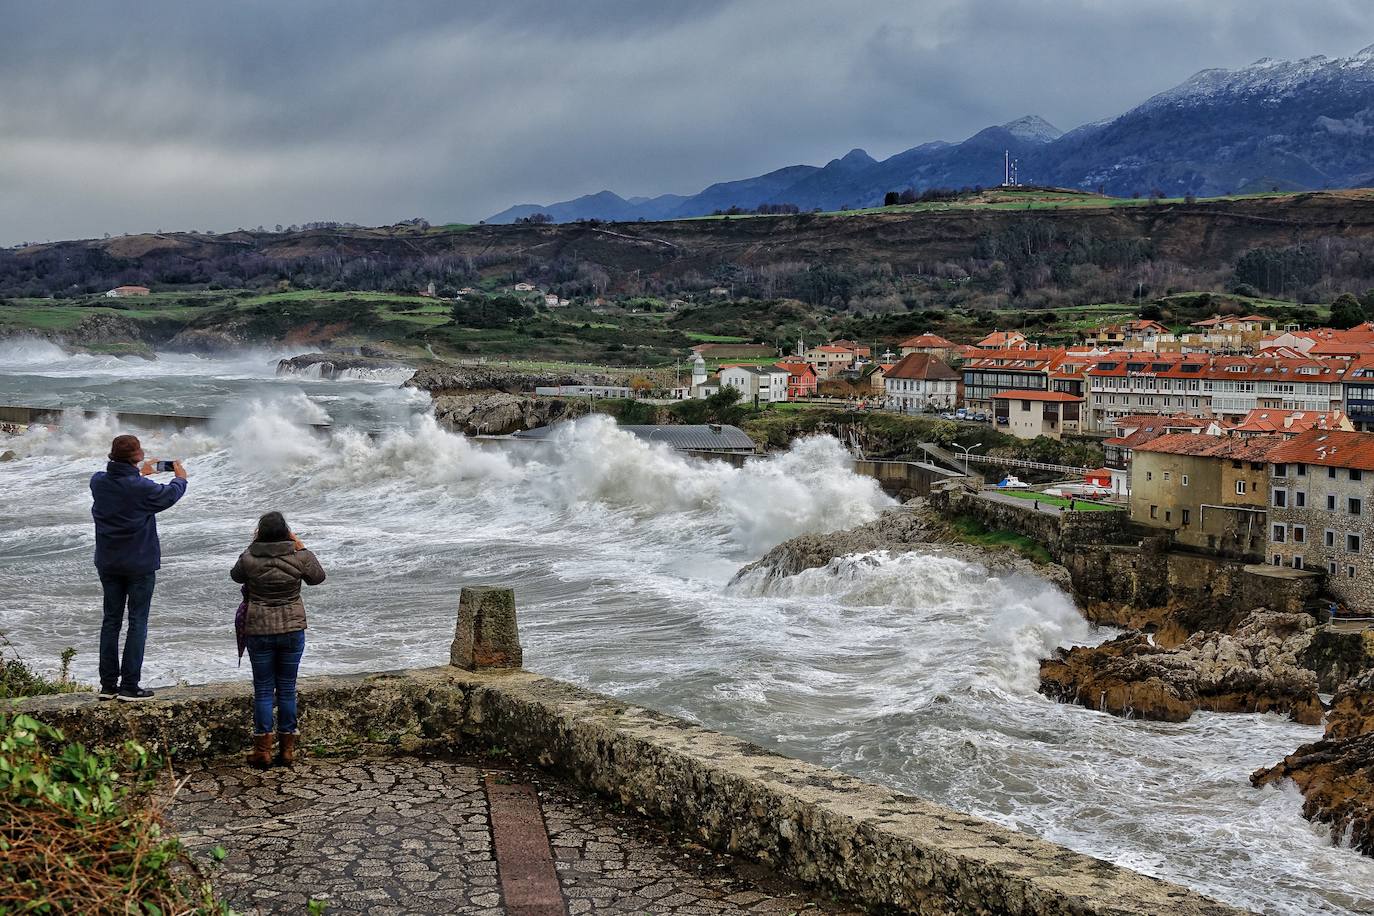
[90,434,188,701]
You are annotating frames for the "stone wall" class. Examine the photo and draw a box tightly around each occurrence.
[18,668,1244,916]
[932,487,1131,561]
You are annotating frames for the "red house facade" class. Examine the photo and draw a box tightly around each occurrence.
[775,361,818,398]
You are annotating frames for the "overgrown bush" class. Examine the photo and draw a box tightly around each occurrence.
[0,712,228,913]
[0,634,84,700]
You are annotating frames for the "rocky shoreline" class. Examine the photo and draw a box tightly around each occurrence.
[1040,610,1323,724]
[733,501,1075,591]
[744,501,1374,859]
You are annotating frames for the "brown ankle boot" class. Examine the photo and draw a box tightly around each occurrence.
[247,733,274,769]
[276,732,298,767]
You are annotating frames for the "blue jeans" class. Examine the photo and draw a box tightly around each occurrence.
[98,570,156,690]
[246,631,305,735]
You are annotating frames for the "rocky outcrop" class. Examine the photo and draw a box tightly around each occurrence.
[1078,600,1254,650]
[1253,668,1374,856]
[432,392,590,436]
[72,313,149,345]
[736,505,943,581]
[734,503,1075,591]
[165,327,248,353]
[406,363,628,396]
[275,351,413,380]
[1040,610,1323,724]
[1303,626,1374,693]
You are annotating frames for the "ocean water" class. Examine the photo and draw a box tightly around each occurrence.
[1,338,1371,915]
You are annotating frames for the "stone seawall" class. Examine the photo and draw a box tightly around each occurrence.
[19,668,1244,916]
[930,486,1131,560]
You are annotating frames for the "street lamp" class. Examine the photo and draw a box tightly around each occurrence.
[952,441,983,476]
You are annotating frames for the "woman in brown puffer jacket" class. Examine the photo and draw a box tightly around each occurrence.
[230,511,326,768]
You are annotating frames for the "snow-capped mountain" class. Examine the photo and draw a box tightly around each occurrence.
[485,46,1374,222]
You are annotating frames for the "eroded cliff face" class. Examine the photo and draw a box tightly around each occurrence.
[1253,668,1374,856]
[1040,610,1323,725]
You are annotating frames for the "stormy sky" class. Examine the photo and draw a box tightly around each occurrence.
[2,0,1371,245]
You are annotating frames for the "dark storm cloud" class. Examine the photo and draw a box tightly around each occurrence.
[1,0,1370,244]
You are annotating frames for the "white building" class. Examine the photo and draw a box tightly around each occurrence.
[883,353,959,413]
[719,365,790,403]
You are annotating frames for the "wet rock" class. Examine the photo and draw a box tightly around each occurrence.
[1078,599,1254,650]
[1253,668,1374,856]
[165,328,247,353]
[432,392,588,436]
[1041,610,1323,724]
[735,505,944,581]
[275,351,413,380]
[0,450,16,461]
[406,364,627,395]
[735,503,1074,593]
[66,313,147,346]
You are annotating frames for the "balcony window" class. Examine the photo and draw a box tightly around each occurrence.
[1349,534,1362,553]
[1272,524,1286,543]
[1273,490,1288,508]
[1326,530,1336,548]
[1350,497,1363,516]
[1296,491,1306,507]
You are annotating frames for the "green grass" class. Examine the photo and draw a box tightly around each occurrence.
[948,515,1054,565]
[684,331,749,343]
[996,490,1117,511]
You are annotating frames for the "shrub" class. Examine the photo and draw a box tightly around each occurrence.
[0,635,84,700]
[0,711,228,912]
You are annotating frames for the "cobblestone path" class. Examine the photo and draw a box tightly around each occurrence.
[169,755,864,915]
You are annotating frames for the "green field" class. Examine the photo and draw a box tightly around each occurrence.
[682,187,1323,222]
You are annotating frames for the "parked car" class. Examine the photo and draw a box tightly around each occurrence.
[973,411,988,422]
[996,416,1009,425]
[955,409,968,420]
[940,411,955,420]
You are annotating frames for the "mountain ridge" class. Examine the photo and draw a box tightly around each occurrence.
[485,45,1374,223]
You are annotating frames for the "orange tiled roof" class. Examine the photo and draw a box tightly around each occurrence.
[1133,432,1282,461]
[899,333,956,348]
[1266,428,1374,471]
[886,352,959,381]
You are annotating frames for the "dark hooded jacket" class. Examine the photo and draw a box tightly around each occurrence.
[90,461,187,574]
[230,541,326,635]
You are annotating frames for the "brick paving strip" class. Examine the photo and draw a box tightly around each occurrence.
[485,775,567,916]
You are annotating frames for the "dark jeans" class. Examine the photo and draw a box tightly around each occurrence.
[98,570,156,690]
[246,630,306,735]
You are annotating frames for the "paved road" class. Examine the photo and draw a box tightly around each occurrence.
[977,489,1071,516]
[170,755,863,916]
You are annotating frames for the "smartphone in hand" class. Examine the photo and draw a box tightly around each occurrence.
[155,460,177,473]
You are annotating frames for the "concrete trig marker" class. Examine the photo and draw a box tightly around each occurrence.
[451,585,523,670]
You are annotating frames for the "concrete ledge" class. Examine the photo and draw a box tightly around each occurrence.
[19,668,1245,915]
